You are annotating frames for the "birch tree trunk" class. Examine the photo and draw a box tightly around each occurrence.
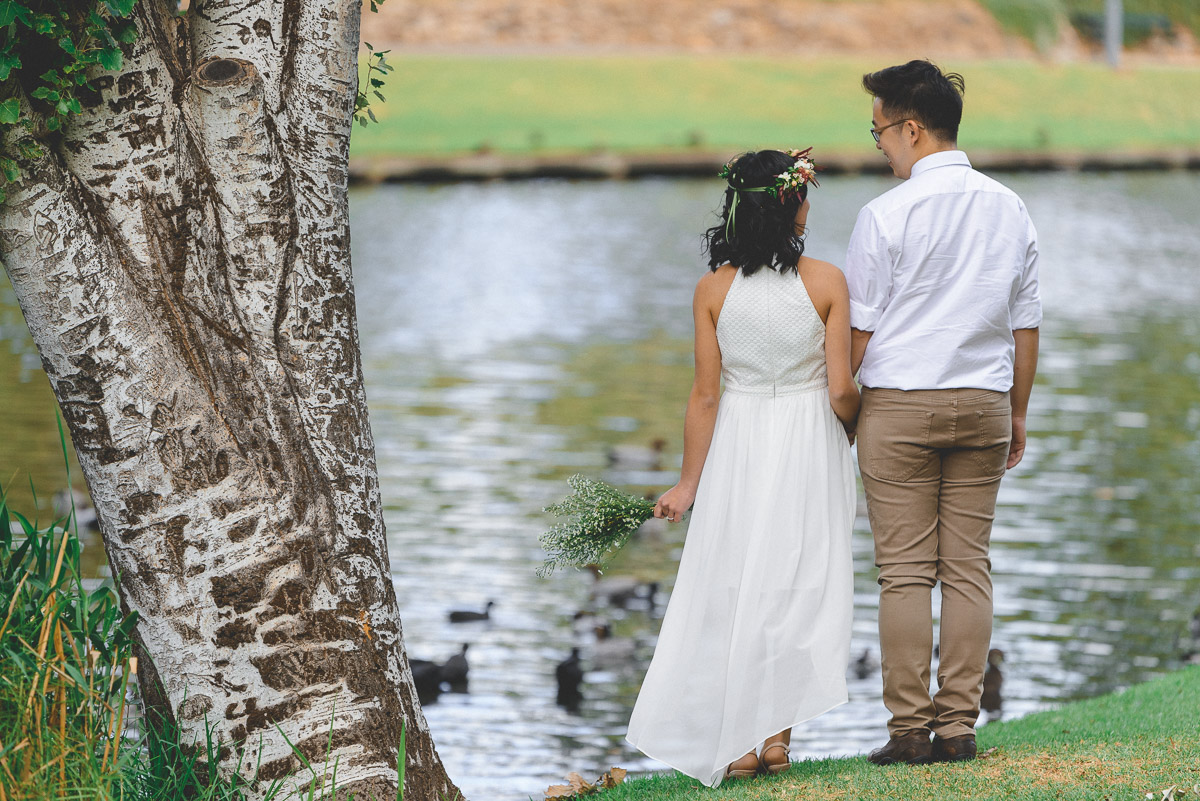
[0,2,460,798]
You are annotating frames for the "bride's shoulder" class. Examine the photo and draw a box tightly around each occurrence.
[798,258,848,317]
[695,265,738,314]
[696,264,738,293]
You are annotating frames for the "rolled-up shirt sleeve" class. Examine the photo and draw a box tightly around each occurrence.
[1011,211,1042,329]
[845,207,893,331]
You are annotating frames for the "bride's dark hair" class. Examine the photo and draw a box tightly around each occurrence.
[704,150,808,277]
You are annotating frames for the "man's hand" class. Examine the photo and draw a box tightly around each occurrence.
[1007,415,1027,469]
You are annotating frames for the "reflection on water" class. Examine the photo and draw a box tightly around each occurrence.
[3,172,1200,800]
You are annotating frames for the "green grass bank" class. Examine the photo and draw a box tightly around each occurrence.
[599,664,1200,800]
[351,56,1200,164]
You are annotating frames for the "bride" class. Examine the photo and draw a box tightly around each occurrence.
[624,148,859,785]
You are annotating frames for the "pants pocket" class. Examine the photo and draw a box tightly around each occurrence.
[968,407,1012,474]
[861,409,935,483]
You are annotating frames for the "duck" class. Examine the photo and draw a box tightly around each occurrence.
[851,648,877,680]
[53,487,99,532]
[555,647,584,710]
[606,438,667,471]
[571,610,599,637]
[440,643,469,691]
[448,600,495,623]
[1178,608,1200,663]
[981,648,1004,718]
[410,658,442,705]
[586,566,657,609]
[591,622,637,667]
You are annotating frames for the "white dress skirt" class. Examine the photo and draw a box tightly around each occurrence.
[625,266,856,787]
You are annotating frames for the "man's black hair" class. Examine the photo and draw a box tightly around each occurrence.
[863,60,965,142]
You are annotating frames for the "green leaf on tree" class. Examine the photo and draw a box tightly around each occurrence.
[0,0,28,28]
[1,156,18,181]
[0,49,20,81]
[32,14,58,35]
[98,47,121,70]
[0,98,18,125]
[104,0,136,15]
[112,20,136,42]
[57,35,75,54]
[46,115,60,131]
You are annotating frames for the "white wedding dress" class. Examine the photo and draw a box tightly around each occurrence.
[625,265,856,787]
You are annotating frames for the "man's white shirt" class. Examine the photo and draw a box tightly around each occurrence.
[845,150,1041,392]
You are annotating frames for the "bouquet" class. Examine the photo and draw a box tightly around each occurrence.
[537,475,657,578]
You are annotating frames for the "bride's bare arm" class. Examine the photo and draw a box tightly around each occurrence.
[823,269,861,431]
[654,272,725,523]
[800,259,859,432]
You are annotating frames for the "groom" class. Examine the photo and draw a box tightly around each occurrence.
[845,60,1041,765]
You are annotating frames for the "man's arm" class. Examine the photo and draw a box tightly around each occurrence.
[1008,327,1039,469]
[844,207,891,377]
[851,328,873,378]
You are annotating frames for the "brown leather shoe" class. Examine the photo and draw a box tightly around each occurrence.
[867,731,932,765]
[932,734,977,763]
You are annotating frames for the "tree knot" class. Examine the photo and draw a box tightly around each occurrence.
[195,58,255,87]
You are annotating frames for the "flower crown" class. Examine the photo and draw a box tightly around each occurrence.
[718,148,820,201]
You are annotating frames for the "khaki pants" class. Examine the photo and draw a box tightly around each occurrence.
[857,387,1012,739]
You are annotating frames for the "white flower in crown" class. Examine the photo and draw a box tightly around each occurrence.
[770,147,820,199]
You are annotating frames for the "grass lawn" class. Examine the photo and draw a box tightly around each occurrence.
[593,664,1200,800]
[351,55,1200,160]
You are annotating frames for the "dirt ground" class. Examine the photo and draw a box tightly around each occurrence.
[361,0,1199,62]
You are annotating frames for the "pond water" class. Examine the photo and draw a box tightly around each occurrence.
[3,170,1200,800]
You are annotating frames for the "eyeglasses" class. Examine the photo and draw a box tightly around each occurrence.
[870,119,924,143]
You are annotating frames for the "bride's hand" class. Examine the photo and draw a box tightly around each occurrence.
[654,484,695,523]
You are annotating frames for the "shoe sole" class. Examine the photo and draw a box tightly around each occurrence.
[724,770,757,781]
[868,755,932,766]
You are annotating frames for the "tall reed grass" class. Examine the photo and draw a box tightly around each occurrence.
[0,427,139,800]
[0,420,424,800]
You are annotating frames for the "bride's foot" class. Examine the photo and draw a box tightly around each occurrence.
[760,741,792,775]
[724,750,758,780]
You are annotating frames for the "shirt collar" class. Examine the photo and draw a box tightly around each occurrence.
[910,149,971,178]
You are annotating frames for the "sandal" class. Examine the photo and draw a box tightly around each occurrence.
[724,751,759,781]
[759,741,791,775]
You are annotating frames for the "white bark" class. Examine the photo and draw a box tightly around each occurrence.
[0,2,456,798]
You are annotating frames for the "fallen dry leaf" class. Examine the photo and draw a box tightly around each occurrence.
[567,772,595,794]
[598,767,627,788]
[977,746,1000,760]
[544,767,630,800]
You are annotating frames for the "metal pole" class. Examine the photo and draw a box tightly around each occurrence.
[1105,0,1123,68]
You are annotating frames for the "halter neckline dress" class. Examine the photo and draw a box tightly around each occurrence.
[625,265,856,787]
